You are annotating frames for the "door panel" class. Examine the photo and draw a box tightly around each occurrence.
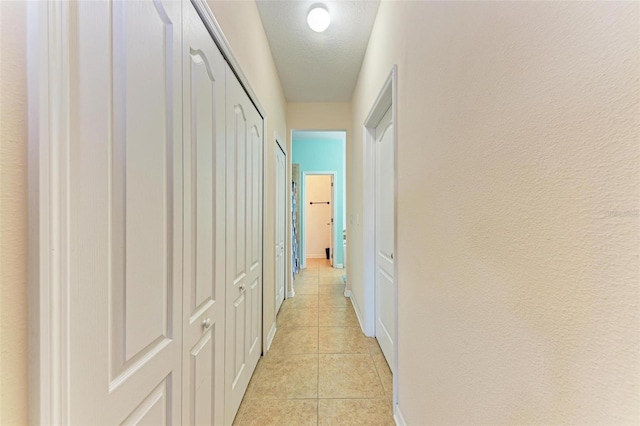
[275,146,286,312]
[121,378,171,426]
[182,2,226,425]
[226,67,263,424]
[375,106,395,373]
[68,1,182,424]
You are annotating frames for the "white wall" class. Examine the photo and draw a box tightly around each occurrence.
[207,0,288,347]
[349,1,639,423]
[0,1,29,423]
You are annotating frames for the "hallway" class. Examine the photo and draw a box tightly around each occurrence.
[233,259,394,425]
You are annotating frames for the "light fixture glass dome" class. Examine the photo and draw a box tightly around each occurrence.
[307,6,330,33]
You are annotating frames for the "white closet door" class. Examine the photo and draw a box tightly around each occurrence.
[182,2,226,425]
[275,145,286,313]
[68,1,183,424]
[225,67,264,424]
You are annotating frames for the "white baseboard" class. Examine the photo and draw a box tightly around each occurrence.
[265,323,277,352]
[306,254,326,259]
[335,263,343,268]
[394,404,407,426]
[344,289,351,298]
[287,290,295,298]
[349,294,367,336]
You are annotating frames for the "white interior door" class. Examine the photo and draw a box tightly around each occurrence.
[225,67,263,424]
[67,1,183,423]
[275,145,286,313]
[375,106,395,372]
[182,2,226,424]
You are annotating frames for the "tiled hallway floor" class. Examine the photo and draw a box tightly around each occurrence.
[233,258,394,425]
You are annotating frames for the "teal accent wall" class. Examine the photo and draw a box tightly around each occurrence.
[292,133,346,267]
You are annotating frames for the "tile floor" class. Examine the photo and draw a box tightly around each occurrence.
[232,258,394,426]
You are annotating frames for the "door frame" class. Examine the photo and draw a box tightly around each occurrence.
[274,137,288,312]
[301,171,337,269]
[361,65,398,409]
[27,1,268,423]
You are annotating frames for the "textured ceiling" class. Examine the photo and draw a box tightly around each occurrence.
[256,0,380,102]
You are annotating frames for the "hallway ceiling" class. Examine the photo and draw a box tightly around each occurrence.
[256,0,380,102]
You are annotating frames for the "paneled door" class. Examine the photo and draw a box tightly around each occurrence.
[225,67,264,423]
[375,106,395,372]
[275,144,287,313]
[182,2,226,425]
[67,0,183,423]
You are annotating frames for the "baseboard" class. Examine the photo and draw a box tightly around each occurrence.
[306,254,325,259]
[335,263,343,268]
[344,289,351,298]
[287,290,295,298]
[265,322,277,352]
[349,294,367,336]
[394,404,407,426]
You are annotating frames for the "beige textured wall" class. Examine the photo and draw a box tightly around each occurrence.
[349,1,639,424]
[0,1,29,424]
[207,0,288,346]
[287,102,352,133]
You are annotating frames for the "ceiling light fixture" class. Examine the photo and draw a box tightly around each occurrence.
[307,5,330,33]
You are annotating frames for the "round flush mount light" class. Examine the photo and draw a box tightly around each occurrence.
[307,5,330,32]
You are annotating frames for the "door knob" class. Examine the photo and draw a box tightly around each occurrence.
[239,284,245,292]
[390,253,394,260]
[202,318,212,329]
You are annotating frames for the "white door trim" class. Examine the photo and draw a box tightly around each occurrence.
[27,2,72,423]
[361,65,398,408]
[27,1,268,423]
[301,171,337,269]
[274,137,288,310]
[274,134,292,305]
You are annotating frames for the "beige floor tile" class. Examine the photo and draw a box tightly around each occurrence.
[319,276,344,285]
[293,281,318,295]
[372,353,393,399]
[318,399,394,426]
[318,354,384,398]
[318,284,346,295]
[306,258,329,265]
[284,294,318,309]
[294,274,319,283]
[366,338,383,356]
[319,271,344,280]
[319,293,349,308]
[235,261,393,424]
[277,306,318,327]
[249,354,318,399]
[319,327,369,354]
[270,326,318,354]
[319,306,358,326]
[236,399,317,426]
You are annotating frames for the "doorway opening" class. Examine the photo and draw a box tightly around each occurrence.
[290,130,346,277]
[304,173,335,266]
